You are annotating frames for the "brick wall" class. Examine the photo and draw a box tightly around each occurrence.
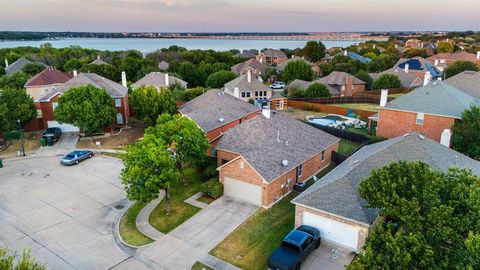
[377,108,456,142]
[294,205,370,251]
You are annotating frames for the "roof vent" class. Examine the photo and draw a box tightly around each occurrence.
[217,92,221,96]
[282,160,289,167]
[417,134,425,140]
[352,160,359,164]
[218,117,224,123]
[403,133,411,137]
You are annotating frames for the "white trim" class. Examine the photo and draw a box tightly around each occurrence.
[217,154,269,185]
[294,202,372,228]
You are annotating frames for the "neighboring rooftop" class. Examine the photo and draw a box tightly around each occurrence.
[236,49,258,59]
[383,81,477,118]
[158,61,169,71]
[428,51,480,62]
[5,58,40,76]
[445,71,480,99]
[346,51,372,63]
[131,71,187,89]
[178,89,260,133]
[90,56,108,65]
[392,57,442,77]
[370,68,424,88]
[260,49,287,58]
[24,67,73,87]
[288,79,312,90]
[224,74,270,92]
[216,112,340,182]
[316,71,365,95]
[276,57,313,73]
[40,72,127,101]
[231,59,266,75]
[293,133,480,225]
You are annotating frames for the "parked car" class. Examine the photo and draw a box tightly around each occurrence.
[42,127,62,142]
[271,81,286,89]
[60,150,94,165]
[268,225,321,270]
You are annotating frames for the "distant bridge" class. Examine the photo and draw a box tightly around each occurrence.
[160,35,389,42]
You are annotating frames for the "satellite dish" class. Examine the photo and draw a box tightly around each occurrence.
[282,160,288,167]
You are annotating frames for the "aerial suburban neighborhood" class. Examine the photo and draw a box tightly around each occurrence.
[0,1,479,270]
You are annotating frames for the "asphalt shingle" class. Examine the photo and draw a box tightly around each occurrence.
[445,71,480,99]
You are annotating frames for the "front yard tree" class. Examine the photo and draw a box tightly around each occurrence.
[121,132,179,214]
[437,41,454,53]
[205,70,237,88]
[299,41,326,62]
[152,113,210,184]
[349,161,480,270]
[128,85,177,126]
[282,60,314,83]
[453,105,480,160]
[304,82,331,98]
[0,88,37,131]
[371,73,401,89]
[444,60,479,79]
[54,85,116,135]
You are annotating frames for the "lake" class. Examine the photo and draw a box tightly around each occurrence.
[0,38,358,52]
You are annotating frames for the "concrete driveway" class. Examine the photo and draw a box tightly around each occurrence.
[302,241,356,270]
[0,156,151,269]
[34,132,79,157]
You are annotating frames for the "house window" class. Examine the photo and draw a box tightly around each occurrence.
[416,113,424,125]
[321,150,325,161]
[115,98,122,108]
[212,149,218,157]
[52,102,59,111]
[297,164,303,177]
[116,113,124,124]
[263,91,267,96]
[241,92,251,98]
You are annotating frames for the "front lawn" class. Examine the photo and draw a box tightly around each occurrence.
[331,103,379,112]
[119,201,154,246]
[149,167,204,233]
[0,132,41,158]
[210,166,335,270]
[338,139,361,156]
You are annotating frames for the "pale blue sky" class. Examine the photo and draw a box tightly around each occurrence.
[1,0,478,32]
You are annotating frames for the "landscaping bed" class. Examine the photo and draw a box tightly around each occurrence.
[119,201,154,246]
[210,165,335,270]
[282,108,327,120]
[149,167,205,233]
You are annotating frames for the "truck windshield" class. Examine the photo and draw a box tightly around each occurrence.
[281,241,300,252]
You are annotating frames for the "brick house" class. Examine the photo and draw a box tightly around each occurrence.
[292,133,480,251]
[178,89,261,154]
[256,48,288,66]
[36,72,130,132]
[231,58,266,77]
[288,71,366,97]
[377,81,478,146]
[216,110,339,208]
[131,71,187,89]
[428,51,480,66]
[25,67,73,101]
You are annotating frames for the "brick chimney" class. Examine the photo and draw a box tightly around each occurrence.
[165,73,170,86]
[247,69,252,83]
[121,71,127,88]
[345,75,354,96]
[73,70,78,77]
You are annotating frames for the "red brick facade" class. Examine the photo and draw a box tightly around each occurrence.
[377,108,457,142]
[218,143,338,208]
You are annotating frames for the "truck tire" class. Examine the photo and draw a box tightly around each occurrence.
[315,239,321,249]
[295,263,301,270]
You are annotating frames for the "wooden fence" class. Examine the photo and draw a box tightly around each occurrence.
[353,87,412,98]
[288,100,377,119]
[289,96,381,104]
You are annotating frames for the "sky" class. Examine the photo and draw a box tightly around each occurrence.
[0,0,479,32]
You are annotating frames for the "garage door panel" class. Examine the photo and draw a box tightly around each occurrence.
[47,121,80,132]
[302,211,359,250]
[224,177,262,206]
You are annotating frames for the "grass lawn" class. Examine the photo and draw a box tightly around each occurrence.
[149,167,204,233]
[119,201,154,246]
[345,127,377,140]
[191,261,213,270]
[283,108,327,121]
[210,165,335,270]
[0,132,41,159]
[338,139,361,156]
[388,93,404,99]
[331,103,379,112]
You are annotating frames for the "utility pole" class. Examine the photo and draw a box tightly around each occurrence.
[17,119,25,157]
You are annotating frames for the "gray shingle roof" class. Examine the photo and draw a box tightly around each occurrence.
[5,58,32,75]
[224,74,270,92]
[370,69,424,88]
[288,79,312,90]
[179,89,260,133]
[261,49,287,58]
[292,133,480,225]
[317,71,365,86]
[131,72,187,89]
[231,59,266,75]
[90,57,108,65]
[276,58,313,73]
[384,81,478,118]
[39,73,127,101]
[216,112,340,182]
[158,61,169,71]
[445,71,480,99]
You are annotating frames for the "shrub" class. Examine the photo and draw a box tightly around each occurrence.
[290,88,305,98]
[304,82,331,98]
[201,178,223,199]
[372,74,402,90]
[184,87,208,101]
[202,163,218,180]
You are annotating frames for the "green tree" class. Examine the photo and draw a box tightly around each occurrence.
[184,87,208,101]
[0,246,45,270]
[350,161,480,270]
[444,60,479,79]
[21,63,45,77]
[372,74,402,89]
[354,70,373,90]
[152,113,210,184]
[54,85,116,135]
[0,88,37,131]
[403,48,428,58]
[453,105,480,160]
[80,63,119,81]
[121,130,179,214]
[128,85,177,126]
[304,82,331,98]
[437,41,455,53]
[282,60,314,83]
[298,41,326,62]
[0,71,30,89]
[205,70,237,88]
[319,62,334,76]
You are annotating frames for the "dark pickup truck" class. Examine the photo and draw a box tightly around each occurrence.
[268,225,321,270]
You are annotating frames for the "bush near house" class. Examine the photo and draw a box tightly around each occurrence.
[200,178,223,199]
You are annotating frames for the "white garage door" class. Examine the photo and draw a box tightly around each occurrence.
[224,177,262,206]
[302,211,359,250]
[47,121,80,132]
